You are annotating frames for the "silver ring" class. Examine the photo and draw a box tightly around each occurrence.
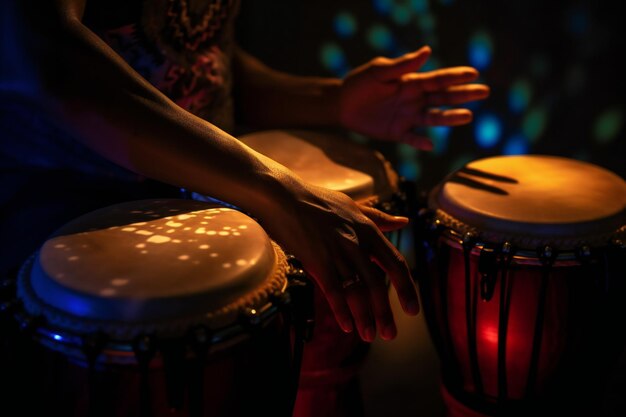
[341,275,362,289]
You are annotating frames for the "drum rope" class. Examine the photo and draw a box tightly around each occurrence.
[463,235,483,396]
[525,247,556,398]
[496,247,515,405]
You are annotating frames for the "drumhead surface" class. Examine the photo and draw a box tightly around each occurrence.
[239,129,398,203]
[429,155,626,248]
[19,199,286,335]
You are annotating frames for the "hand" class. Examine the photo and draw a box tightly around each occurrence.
[338,45,490,149]
[257,176,419,342]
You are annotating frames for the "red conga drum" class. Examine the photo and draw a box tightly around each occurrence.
[3,199,309,417]
[415,155,626,416]
[235,129,409,417]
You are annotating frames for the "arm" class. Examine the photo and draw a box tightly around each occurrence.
[13,0,419,341]
[233,45,490,149]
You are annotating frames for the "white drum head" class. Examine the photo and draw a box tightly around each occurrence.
[429,155,626,248]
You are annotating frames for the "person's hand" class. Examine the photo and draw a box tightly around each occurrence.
[338,45,490,150]
[256,174,419,342]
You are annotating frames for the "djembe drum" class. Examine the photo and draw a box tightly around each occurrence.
[415,155,626,416]
[2,199,310,417]
[192,129,410,417]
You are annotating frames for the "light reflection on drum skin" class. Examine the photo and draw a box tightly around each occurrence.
[8,199,302,417]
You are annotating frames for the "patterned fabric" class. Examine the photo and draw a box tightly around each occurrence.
[99,0,239,132]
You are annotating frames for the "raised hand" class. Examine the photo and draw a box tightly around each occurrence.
[339,45,490,150]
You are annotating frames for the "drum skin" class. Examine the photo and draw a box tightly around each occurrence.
[417,155,626,416]
[3,199,297,417]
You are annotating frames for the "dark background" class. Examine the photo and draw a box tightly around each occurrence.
[235,0,625,193]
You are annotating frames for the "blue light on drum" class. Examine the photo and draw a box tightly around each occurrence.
[467,31,493,71]
[334,12,357,38]
[474,113,502,148]
[502,134,529,156]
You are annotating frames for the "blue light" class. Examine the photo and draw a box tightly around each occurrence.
[567,7,588,35]
[475,113,502,148]
[334,12,357,38]
[53,334,63,341]
[373,0,393,15]
[398,160,421,181]
[508,79,532,113]
[468,31,493,71]
[503,134,529,155]
[421,56,440,72]
[427,126,451,155]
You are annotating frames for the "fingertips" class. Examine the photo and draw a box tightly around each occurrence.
[359,206,410,232]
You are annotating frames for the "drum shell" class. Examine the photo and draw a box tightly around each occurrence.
[3,312,295,417]
[417,232,626,416]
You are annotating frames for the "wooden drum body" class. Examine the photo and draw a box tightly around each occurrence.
[3,199,309,417]
[415,155,626,416]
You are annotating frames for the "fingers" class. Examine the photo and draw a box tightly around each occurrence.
[425,84,491,107]
[371,45,432,82]
[366,227,420,317]
[310,261,355,334]
[402,66,481,93]
[415,108,473,126]
[358,205,410,232]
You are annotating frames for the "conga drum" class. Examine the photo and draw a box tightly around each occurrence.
[1,199,310,417]
[415,155,626,416]
[192,129,410,417]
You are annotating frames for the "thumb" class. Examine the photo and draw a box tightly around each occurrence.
[372,45,432,81]
[359,205,410,232]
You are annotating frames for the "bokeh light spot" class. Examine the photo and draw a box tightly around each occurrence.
[522,106,548,143]
[398,161,421,181]
[468,31,493,71]
[411,0,429,13]
[502,134,530,155]
[474,113,502,148]
[367,24,394,52]
[427,126,451,155]
[593,108,622,144]
[373,0,393,15]
[391,4,412,26]
[320,43,349,76]
[334,12,357,38]
[508,79,532,113]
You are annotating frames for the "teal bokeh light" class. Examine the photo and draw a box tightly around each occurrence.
[367,24,394,51]
[334,12,357,38]
[508,79,532,113]
[474,113,502,148]
[320,43,348,76]
[522,106,548,143]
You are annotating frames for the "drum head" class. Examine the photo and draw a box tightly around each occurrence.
[18,199,287,338]
[239,129,399,204]
[429,155,626,248]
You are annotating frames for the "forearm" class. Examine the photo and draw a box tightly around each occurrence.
[233,47,342,129]
[21,9,293,219]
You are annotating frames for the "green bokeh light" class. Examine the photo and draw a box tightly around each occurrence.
[593,108,623,144]
[522,106,548,143]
